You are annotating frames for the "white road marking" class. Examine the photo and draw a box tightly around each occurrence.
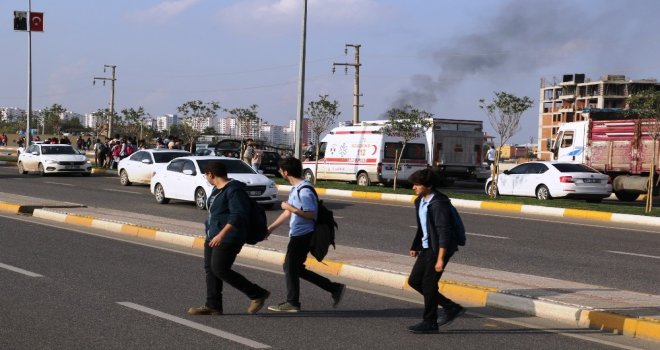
[0,262,43,277]
[44,181,74,187]
[334,216,344,219]
[408,227,510,240]
[117,302,271,349]
[467,232,510,240]
[605,250,660,260]
[104,188,141,194]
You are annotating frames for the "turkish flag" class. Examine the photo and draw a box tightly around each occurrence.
[30,12,44,32]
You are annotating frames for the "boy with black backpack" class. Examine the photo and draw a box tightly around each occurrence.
[187,161,270,316]
[406,169,466,334]
[266,157,345,312]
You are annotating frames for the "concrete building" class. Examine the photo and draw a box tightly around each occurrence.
[538,73,660,160]
[156,114,177,133]
[0,107,25,122]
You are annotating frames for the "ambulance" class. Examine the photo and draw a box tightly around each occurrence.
[301,121,428,186]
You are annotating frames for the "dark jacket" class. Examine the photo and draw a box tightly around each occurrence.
[410,191,458,254]
[204,180,251,244]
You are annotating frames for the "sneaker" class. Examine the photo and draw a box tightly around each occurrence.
[408,321,439,334]
[247,291,270,314]
[267,302,300,313]
[331,283,346,308]
[187,305,222,315]
[437,304,466,327]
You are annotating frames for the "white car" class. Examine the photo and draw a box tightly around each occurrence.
[150,156,279,209]
[485,161,612,202]
[118,149,191,185]
[18,143,92,176]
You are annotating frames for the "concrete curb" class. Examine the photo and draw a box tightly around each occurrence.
[275,185,660,228]
[0,160,17,166]
[11,206,655,342]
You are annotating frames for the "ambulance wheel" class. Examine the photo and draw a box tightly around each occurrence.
[357,172,371,186]
[303,169,315,182]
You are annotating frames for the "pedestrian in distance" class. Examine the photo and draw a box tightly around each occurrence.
[486,145,496,168]
[242,139,254,164]
[251,144,262,173]
[407,168,465,334]
[188,161,271,316]
[266,157,345,312]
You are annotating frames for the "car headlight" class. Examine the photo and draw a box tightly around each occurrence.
[268,181,276,189]
[44,159,58,164]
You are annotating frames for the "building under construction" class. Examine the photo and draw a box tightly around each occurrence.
[537,73,660,160]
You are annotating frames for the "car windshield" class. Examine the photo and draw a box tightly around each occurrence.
[552,163,599,173]
[196,159,256,174]
[153,152,191,163]
[41,146,76,155]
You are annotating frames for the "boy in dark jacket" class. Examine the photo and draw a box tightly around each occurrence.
[407,169,465,333]
[188,161,270,316]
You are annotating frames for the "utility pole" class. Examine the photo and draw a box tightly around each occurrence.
[93,65,116,139]
[333,44,362,125]
[294,0,308,159]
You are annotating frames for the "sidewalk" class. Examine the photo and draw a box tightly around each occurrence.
[0,191,657,342]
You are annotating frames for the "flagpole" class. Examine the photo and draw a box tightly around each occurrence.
[26,0,32,148]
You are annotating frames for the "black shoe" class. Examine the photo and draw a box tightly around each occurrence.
[438,304,466,327]
[332,283,346,308]
[408,321,439,334]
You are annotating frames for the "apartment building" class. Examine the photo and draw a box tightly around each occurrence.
[537,73,660,160]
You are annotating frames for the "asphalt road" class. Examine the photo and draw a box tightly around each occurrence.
[1,167,659,295]
[1,215,651,350]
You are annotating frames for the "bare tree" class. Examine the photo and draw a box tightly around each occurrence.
[479,91,534,198]
[627,90,660,213]
[42,104,67,135]
[306,95,340,184]
[116,107,145,141]
[382,105,433,190]
[228,104,260,154]
[177,100,222,152]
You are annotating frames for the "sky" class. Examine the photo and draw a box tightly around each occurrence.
[2,0,659,144]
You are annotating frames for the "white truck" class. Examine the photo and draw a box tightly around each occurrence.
[426,118,488,181]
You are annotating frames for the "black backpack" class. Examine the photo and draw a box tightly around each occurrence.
[448,202,466,246]
[246,197,269,245]
[297,185,338,262]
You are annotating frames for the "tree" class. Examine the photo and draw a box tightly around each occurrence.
[116,107,145,141]
[177,100,221,152]
[203,126,217,135]
[229,104,260,140]
[42,104,67,135]
[382,105,433,190]
[479,92,534,199]
[627,90,660,213]
[91,109,109,140]
[306,95,340,184]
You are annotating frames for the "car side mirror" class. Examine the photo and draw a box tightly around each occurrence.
[503,170,511,175]
[141,159,152,164]
[183,169,195,175]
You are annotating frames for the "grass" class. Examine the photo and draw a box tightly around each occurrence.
[0,156,16,162]
[274,177,660,217]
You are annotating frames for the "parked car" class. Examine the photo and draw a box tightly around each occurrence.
[17,144,92,176]
[484,161,611,202]
[259,150,282,176]
[150,156,279,209]
[117,149,191,185]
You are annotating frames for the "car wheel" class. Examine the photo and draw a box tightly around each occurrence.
[486,181,499,196]
[38,163,46,176]
[357,172,371,186]
[18,162,27,175]
[119,170,132,186]
[536,185,551,200]
[154,183,170,204]
[303,169,315,183]
[195,187,207,210]
[614,191,639,202]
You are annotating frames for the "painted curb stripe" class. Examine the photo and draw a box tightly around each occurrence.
[0,202,22,214]
[563,209,613,221]
[480,201,523,212]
